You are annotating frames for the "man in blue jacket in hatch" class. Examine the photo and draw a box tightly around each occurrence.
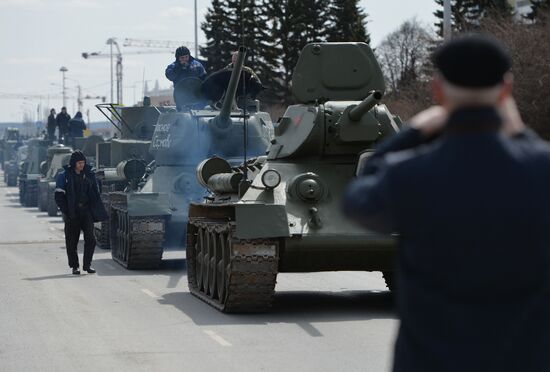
[343,34,550,372]
[165,46,206,86]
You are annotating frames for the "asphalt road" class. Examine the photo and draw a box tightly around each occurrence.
[0,177,398,372]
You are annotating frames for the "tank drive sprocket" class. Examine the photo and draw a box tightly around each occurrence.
[187,218,279,313]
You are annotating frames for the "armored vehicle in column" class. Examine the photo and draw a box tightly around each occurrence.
[93,102,166,248]
[19,138,49,207]
[1,128,22,186]
[37,144,72,214]
[72,134,104,167]
[109,47,273,269]
[186,42,403,312]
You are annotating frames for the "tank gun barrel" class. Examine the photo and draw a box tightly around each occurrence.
[348,90,383,121]
[211,46,247,129]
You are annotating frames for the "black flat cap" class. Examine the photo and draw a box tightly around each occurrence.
[433,34,512,88]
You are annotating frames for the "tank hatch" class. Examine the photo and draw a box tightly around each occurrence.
[291,42,385,103]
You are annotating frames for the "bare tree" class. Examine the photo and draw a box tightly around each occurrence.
[376,18,435,95]
[480,10,550,138]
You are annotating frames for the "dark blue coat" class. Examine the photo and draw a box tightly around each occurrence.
[55,164,108,222]
[343,107,550,372]
[68,116,86,138]
[56,112,71,134]
[165,57,206,85]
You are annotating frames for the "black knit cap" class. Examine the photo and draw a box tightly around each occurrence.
[69,150,86,167]
[175,46,190,59]
[433,34,512,88]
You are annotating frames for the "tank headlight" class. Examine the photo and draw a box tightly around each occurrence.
[286,172,327,203]
[261,169,281,189]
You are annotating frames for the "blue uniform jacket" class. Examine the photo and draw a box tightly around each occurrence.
[165,57,206,85]
[343,107,550,372]
[68,117,86,137]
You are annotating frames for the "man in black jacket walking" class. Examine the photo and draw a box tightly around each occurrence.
[343,35,550,372]
[55,150,108,275]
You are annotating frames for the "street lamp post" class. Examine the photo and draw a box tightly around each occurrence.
[59,66,68,107]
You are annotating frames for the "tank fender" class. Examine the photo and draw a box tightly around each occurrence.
[125,192,171,217]
[234,204,290,240]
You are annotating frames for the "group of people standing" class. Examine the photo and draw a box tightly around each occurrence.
[46,107,86,146]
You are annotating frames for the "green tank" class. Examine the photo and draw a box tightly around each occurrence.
[93,103,167,248]
[37,144,72,214]
[1,128,22,186]
[19,138,49,207]
[186,42,403,312]
[72,134,104,167]
[108,47,273,270]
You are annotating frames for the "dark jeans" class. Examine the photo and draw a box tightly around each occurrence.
[64,206,96,269]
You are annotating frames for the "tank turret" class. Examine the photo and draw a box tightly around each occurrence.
[186,42,402,313]
[93,101,168,248]
[108,47,274,270]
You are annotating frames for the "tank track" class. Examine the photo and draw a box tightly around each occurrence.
[21,180,38,207]
[6,169,17,187]
[38,182,48,212]
[94,193,111,249]
[109,196,166,269]
[26,182,39,207]
[46,186,58,216]
[19,180,25,204]
[187,218,279,313]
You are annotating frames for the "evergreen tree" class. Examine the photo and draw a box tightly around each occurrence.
[200,0,233,72]
[326,0,370,43]
[434,0,513,37]
[264,0,331,103]
[223,1,281,100]
[526,0,550,21]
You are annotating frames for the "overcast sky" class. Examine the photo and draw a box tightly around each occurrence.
[0,0,438,123]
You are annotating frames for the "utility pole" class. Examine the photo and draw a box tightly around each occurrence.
[443,0,452,40]
[59,66,68,107]
[194,0,198,57]
[108,38,115,103]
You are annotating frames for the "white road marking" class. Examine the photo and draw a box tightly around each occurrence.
[203,330,232,347]
[141,288,160,299]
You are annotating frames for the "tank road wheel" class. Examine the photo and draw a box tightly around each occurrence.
[208,231,218,298]
[195,227,205,291]
[216,232,229,301]
[110,206,124,267]
[203,231,211,295]
[187,218,279,313]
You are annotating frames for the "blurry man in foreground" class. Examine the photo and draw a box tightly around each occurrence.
[343,35,550,372]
